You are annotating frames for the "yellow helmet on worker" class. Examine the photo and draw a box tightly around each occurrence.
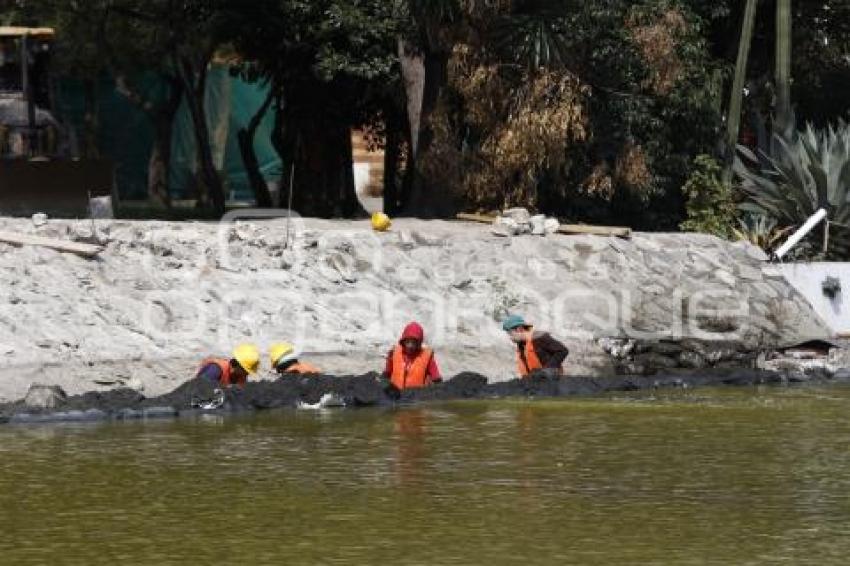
[269,342,297,369]
[232,343,260,374]
[371,211,391,232]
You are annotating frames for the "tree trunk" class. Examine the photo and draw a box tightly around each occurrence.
[148,121,172,208]
[237,88,275,207]
[775,0,792,133]
[147,78,182,208]
[177,54,226,215]
[82,78,99,159]
[403,50,450,217]
[383,111,402,215]
[724,0,758,181]
[275,101,363,218]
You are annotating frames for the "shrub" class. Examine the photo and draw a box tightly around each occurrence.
[680,154,737,238]
[734,121,850,259]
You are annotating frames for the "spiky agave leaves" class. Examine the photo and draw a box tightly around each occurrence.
[734,121,850,259]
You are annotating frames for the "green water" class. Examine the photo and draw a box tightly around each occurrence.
[3,385,850,565]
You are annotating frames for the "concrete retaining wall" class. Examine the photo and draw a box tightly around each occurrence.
[777,263,850,336]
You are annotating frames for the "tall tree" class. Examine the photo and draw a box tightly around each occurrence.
[725,0,758,179]
[227,0,400,218]
[775,0,792,131]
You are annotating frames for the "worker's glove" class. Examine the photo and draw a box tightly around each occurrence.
[384,383,401,400]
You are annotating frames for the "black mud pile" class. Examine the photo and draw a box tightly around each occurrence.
[0,367,830,425]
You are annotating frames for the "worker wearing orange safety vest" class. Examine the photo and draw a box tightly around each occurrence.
[269,342,321,375]
[502,315,568,378]
[196,343,261,388]
[383,322,442,392]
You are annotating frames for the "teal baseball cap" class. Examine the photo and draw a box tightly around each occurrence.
[502,315,527,331]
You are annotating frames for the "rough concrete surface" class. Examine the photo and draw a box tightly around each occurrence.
[0,216,833,402]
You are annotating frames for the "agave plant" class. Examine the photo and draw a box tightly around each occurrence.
[734,121,850,259]
[731,214,794,255]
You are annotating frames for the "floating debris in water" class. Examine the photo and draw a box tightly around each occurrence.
[297,393,346,410]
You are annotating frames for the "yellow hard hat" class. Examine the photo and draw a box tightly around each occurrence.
[232,343,260,374]
[269,342,297,368]
[371,211,391,232]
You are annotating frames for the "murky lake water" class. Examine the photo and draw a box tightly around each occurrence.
[2,385,850,565]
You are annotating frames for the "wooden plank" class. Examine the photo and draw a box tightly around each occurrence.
[0,231,102,258]
[456,213,497,224]
[456,213,632,238]
[557,224,632,238]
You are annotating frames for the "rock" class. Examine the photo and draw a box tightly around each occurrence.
[633,353,679,370]
[502,207,531,224]
[736,264,763,281]
[398,229,415,250]
[761,265,786,279]
[713,269,737,287]
[598,338,636,358]
[31,213,48,227]
[23,384,67,409]
[126,377,145,392]
[492,217,520,236]
[634,237,662,253]
[491,225,512,237]
[678,350,706,369]
[410,231,444,247]
[733,240,769,262]
[530,215,547,235]
[544,218,560,234]
[646,341,683,355]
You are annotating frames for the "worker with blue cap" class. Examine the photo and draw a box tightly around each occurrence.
[501,315,568,378]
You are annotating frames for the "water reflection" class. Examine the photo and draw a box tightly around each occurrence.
[391,408,429,487]
[1,387,850,564]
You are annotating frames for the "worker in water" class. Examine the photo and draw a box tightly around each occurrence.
[197,343,260,388]
[383,322,442,391]
[501,315,569,378]
[269,342,321,375]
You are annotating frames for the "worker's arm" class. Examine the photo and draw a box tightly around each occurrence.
[533,334,569,368]
[382,350,394,379]
[197,363,222,385]
[427,355,442,383]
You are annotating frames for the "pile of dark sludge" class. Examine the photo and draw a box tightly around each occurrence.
[0,367,840,425]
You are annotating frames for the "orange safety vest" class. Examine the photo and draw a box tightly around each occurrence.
[282,361,321,375]
[516,340,544,377]
[390,345,434,390]
[198,357,243,387]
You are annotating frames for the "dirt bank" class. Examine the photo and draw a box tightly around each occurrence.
[4,368,850,425]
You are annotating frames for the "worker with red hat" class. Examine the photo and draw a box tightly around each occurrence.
[383,322,442,392]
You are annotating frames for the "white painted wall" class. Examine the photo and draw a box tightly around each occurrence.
[353,163,370,196]
[778,263,850,336]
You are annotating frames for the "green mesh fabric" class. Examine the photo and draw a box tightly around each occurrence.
[53,64,280,201]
